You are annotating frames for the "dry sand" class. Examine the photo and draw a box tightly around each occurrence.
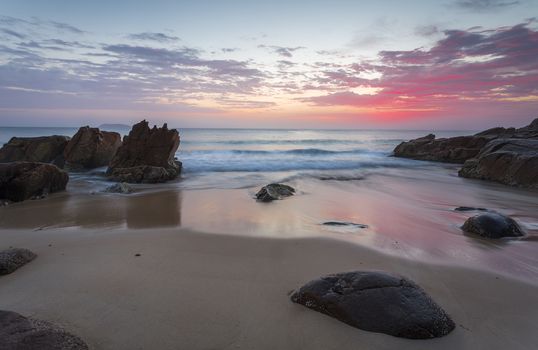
[0,227,536,350]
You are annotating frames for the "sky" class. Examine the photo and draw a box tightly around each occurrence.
[0,0,537,129]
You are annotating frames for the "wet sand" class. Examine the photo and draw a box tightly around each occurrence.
[0,227,537,350]
[1,166,537,279]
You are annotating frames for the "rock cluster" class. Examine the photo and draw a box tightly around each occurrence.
[64,126,121,169]
[0,310,88,350]
[107,120,181,183]
[394,118,538,188]
[0,136,69,167]
[0,162,69,202]
[291,271,455,339]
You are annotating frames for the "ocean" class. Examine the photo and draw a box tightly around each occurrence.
[0,126,472,188]
[1,126,538,280]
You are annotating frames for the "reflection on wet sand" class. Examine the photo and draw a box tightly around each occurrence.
[126,190,181,228]
[0,189,182,229]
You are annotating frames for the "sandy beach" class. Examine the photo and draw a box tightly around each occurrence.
[0,226,536,350]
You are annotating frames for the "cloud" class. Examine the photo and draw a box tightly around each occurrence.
[128,32,180,42]
[453,0,520,11]
[258,45,305,57]
[0,28,26,39]
[414,25,440,37]
[306,22,538,114]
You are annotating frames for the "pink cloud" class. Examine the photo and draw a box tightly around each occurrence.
[307,21,538,120]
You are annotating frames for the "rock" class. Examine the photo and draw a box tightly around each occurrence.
[0,248,37,275]
[0,310,88,350]
[0,162,69,202]
[458,138,538,188]
[64,126,121,169]
[0,136,69,167]
[461,212,525,238]
[454,206,488,212]
[107,120,181,183]
[393,134,491,163]
[255,183,295,202]
[322,221,368,228]
[102,182,133,194]
[291,271,455,339]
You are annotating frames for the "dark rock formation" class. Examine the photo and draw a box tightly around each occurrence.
[458,138,538,188]
[255,183,295,202]
[0,162,69,202]
[393,118,538,188]
[64,126,121,169]
[0,310,88,350]
[461,212,525,238]
[107,120,181,183]
[0,136,69,167]
[102,182,133,194]
[393,134,491,163]
[322,221,368,228]
[0,248,37,275]
[291,271,455,339]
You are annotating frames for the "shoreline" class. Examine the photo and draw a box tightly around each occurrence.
[0,227,537,349]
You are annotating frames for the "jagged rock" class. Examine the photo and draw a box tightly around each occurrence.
[102,182,133,194]
[0,162,68,202]
[0,248,37,275]
[255,183,295,202]
[291,271,455,339]
[107,120,181,183]
[461,212,525,238]
[0,310,88,350]
[64,126,121,169]
[0,136,69,167]
[459,138,538,188]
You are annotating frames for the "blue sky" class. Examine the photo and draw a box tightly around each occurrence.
[0,0,537,128]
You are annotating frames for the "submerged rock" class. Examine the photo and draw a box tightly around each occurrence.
[0,248,37,275]
[459,138,538,188]
[255,183,295,202]
[107,120,181,183]
[0,162,69,202]
[64,126,121,169]
[454,206,488,212]
[322,221,368,228]
[461,212,525,238]
[291,271,455,339]
[0,136,69,167]
[0,310,88,350]
[102,182,133,194]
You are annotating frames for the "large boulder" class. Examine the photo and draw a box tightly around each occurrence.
[0,310,88,350]
[393,134,491,163]
[255,183,295,202]
[0,162,69,202]
[459,138,538,188]
[0,248,37,275]
[291,271,455,339]
[0,136,69,167]
[107,120,181,183]
[461,212,525,238]
[64,126,121,169]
